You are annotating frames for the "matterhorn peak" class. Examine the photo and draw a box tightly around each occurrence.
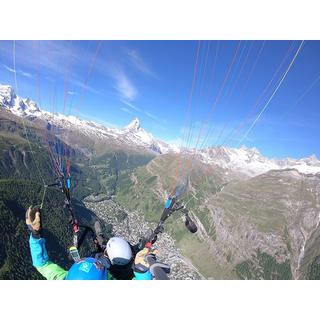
[126,118,140,131]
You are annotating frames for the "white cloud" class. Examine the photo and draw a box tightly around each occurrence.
[116,74,137,100]
[121,100,167,127]
[120,107,131,113]
[67,91,77,95]
[121,100,141,112]
[1,41,100,91]
[125,48,158,79]
[70,78,100,95]
[18,69,33,78]
[108,66,137,101]
[3,64,33,78]
[3,64,15,73]
[145,111,163,123]
[0,41,140,103]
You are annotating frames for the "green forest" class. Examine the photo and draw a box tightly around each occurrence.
[0,179,111,279]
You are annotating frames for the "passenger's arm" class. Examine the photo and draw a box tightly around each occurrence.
[29,235,68,280]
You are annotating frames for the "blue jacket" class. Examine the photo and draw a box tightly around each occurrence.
[29,235,152,280]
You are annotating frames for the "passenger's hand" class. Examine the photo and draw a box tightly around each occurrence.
[26,206,42,238]
[133,247,158,273]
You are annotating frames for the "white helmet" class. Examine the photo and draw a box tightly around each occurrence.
[106,237,133,265]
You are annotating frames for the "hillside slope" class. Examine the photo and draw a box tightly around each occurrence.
[115,155,320,279]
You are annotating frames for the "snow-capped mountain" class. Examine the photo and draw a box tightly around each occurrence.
[0,85,42,116]
[1,84,319,176]
[197,146,320,176]
[0,84,176,154]
[121,117,178,154]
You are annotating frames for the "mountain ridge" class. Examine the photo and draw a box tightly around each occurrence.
[1,84,319,176]
[0,84,176,155]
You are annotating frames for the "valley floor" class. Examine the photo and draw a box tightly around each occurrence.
[84,197,204,280]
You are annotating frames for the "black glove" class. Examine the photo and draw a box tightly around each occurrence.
[95,252,111,270]
[25,206,42,238]
[94,221,106,247]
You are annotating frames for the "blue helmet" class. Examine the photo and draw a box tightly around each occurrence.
[65,257,107,280]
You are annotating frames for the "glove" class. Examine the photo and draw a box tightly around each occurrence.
[95,252,111,270]
[26,206,42,238]
[149,260,171,280]
[133,247,158,273]
[94,221,106,247]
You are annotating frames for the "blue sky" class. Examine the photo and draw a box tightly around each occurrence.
[0,40,319,159]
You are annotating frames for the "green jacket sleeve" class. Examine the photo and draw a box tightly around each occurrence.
[36,261,68,280]
[29,235,67,280]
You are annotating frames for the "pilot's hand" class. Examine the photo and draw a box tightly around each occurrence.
[26,206,42,238]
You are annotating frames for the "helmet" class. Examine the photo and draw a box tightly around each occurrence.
[65,257,107,280]
[106,237,132,265]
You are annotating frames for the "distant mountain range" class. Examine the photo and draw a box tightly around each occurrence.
[0,84,176,155]
[195,146,320,176]
[1,83,319,178]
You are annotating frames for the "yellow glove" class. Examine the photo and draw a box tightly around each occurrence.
[26,206,42,238]
[134,248,158,273]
